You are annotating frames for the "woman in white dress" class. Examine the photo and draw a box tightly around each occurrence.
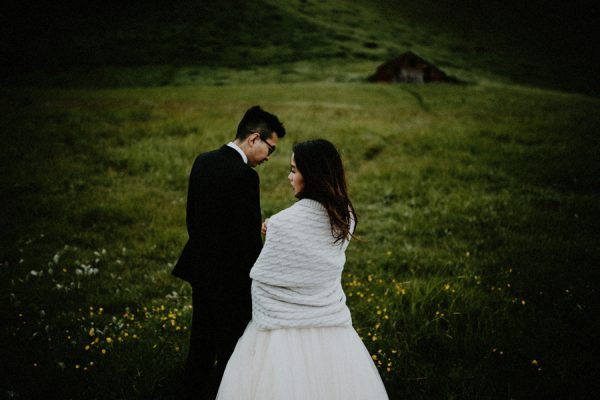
[216,139,389,400]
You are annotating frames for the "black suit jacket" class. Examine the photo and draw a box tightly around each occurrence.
[173,145,263,297]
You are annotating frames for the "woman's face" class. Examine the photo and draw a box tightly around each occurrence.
[288,153,305,196]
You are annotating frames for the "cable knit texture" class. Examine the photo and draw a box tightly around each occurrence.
[250,198,353,330]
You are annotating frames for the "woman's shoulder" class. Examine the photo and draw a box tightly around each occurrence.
[282,199,325,215]
[269,201,329,237]
[268,199,318,224]
[268,202,296,223]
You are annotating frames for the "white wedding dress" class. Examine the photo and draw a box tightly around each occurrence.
[215,199,389,400]
[215,321,389,400]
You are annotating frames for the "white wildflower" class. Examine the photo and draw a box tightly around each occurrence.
[77,264,98,276]
[166,291,179,299]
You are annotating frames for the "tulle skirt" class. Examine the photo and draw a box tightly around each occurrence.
[216,321,389,400]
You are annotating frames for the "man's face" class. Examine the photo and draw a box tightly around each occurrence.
[247,132,278,167]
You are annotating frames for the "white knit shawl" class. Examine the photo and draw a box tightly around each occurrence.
[250,198,353,330]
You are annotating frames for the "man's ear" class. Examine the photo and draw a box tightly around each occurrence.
[248,132,259,147]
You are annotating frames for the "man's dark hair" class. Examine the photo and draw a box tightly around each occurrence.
[236,105,286,141]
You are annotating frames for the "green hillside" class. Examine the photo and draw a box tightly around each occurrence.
[4,0,598,94]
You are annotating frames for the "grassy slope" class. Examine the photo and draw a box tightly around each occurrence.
[2,83,599,399]
[2,1,599,399]
[3,0,598,94]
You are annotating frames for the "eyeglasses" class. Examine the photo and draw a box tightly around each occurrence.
[259,136,276,155]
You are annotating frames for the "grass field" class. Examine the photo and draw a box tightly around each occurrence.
[2,81,599,399]
[2,0,599,399]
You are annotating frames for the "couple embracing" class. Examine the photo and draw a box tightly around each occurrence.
[172,106,389,400]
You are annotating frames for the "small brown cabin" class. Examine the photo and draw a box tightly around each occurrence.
[369,51,454,83]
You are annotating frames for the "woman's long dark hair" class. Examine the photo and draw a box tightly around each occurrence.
[293,139,357,243]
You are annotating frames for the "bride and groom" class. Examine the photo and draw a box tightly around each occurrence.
[172,106,389,399]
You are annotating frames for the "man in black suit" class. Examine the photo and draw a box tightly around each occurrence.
[172,105,286,399]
